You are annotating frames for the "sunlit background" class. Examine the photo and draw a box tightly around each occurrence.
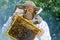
[0,0,60,40]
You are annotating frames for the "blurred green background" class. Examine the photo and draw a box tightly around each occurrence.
[0,0,60,40]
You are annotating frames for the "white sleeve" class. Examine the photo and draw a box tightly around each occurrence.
[1,16,12,33]
[36,20,51,40]
[15,8,24,16]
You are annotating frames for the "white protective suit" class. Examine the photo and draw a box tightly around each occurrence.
[1,1,51,40]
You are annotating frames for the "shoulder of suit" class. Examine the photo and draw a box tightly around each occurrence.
[32,15,43,24]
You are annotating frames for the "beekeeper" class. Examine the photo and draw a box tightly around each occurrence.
[2,0,51,40]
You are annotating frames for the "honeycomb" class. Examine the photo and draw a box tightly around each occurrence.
[7,15,40,40]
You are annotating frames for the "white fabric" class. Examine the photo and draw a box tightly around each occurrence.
[1,7,51,40]
[15,8,24,16]
[2,17,12,33]
[15,8,24,13]
[37,7,43,14]
[34,20,51,40]
[1,17,12,40]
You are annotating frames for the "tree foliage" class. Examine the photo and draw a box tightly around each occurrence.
[32,0,60,21]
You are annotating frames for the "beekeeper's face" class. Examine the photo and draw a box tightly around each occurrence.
[24,6,35,20]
